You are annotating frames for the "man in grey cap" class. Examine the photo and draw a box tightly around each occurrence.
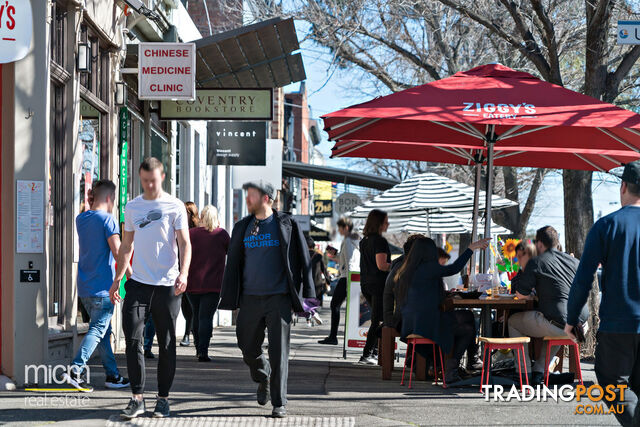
[219,180,314,418]
[566,159,640,426]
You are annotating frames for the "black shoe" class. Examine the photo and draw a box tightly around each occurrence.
[153,397,170,418]
[62,369,93,393]
[466,356,483,371]
[198,355,211,362]
[257,380,270,406]
[180,336,190,347]
[272,406,286,418]
[144,349,155,359]
[318,336,338,345]
[531,371,544,385]
[358,356,377,365]
[105,375,130,389]
[121,398,145,419]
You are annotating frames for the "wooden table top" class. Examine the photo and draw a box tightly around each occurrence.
[445,296,535,310]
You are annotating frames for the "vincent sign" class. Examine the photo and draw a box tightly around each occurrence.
[0,1,32,64]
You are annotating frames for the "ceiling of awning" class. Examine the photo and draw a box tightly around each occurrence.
[282,161,400,191]
[124,17,306,89]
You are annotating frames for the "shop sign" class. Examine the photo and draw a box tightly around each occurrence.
[208,121,266,166]
[314,199,332,218]
[335,192,362,215]
[160,89,273,120]
[138,43,195,100]
[0,1,32,64]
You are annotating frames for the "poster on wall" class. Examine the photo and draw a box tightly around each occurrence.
[344,272,370,352]
[16,180,44,253]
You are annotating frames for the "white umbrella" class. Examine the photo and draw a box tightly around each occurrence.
[349,172,517,220]
[385,212,510,235]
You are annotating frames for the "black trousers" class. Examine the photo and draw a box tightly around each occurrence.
[236,294,292,407]
[362,287,383,358]
[415,310,477,364]
[122,280,182,396]
[595,331,640,426]
[328,278,348,339]
[181,294,193,338]
[187,292,220,356]
[450,310,477,361]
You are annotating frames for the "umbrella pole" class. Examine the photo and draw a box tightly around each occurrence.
[469,163,481,275]
[482,127,496,273]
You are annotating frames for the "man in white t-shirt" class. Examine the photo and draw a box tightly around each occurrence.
[109,157,191,419]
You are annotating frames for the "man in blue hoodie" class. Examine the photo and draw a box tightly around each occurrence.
[566,160,640,427]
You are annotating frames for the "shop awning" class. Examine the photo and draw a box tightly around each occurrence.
[194,17,305,88]
[124,17,306,89]
[282,161,400,190]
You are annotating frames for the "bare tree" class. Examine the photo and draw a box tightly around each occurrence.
[431,0,640,256]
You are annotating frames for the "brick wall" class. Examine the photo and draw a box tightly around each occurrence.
[185,0,242,37]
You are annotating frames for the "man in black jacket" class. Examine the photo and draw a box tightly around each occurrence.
[219,180,314,418]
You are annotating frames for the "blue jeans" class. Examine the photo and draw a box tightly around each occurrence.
[72,296,119,378]
[144,314,155,351]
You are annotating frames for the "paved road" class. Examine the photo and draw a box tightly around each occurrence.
[0,303,619,426]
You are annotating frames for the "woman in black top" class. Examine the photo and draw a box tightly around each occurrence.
[358,210,391,364]
[395,237,490,382]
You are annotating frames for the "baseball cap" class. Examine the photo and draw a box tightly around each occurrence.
[612,160,640,186]
[242,180,276,200]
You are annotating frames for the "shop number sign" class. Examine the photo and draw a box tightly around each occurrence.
[314,199,332,217]
[0,1,32,63]
[138,43,196,100]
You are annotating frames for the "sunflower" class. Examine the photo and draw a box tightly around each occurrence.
[502,238,520,260]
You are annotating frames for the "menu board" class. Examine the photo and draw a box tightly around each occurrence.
[16,180,44,253]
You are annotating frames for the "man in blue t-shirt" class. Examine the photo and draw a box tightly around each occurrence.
[566,160,640,426]
[63,180,131,392]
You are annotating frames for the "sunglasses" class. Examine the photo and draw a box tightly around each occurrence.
[251,218,260,236]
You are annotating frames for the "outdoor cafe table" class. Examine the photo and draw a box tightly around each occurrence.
[444,295,535,338]
[441,295,536,387]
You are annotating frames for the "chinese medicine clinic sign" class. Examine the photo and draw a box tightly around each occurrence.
[0,1,32,63]
[138,43,196,100]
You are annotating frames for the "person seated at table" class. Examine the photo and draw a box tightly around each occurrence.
[383,234,428,332]
[508,226,590,384]
[510,241,537,294]
[395,237,490,383]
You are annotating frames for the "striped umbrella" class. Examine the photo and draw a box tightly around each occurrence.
[385,212,510,235]
[349,172,517,220]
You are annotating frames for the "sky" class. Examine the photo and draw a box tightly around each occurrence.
[284,20,627,246]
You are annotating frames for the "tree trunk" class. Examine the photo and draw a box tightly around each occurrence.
[562,169,593,257]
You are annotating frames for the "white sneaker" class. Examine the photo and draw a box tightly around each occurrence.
[312,312,323,325]
[62,371,93,392]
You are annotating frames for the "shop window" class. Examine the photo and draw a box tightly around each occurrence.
[50,3,65,67]
[48,83,67,321]
[79,100,101,213]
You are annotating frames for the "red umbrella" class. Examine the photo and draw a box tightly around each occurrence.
[323,64,640,269]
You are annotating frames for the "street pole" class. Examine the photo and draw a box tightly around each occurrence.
[482,125,496,273]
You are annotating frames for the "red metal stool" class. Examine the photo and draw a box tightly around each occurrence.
[543,336,583,386]
[478,337,530,393]
[401,334,446,389]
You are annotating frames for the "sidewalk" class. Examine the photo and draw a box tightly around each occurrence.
[0,303,618,426]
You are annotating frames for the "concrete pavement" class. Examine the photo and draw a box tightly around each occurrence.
[0,303,619,426]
